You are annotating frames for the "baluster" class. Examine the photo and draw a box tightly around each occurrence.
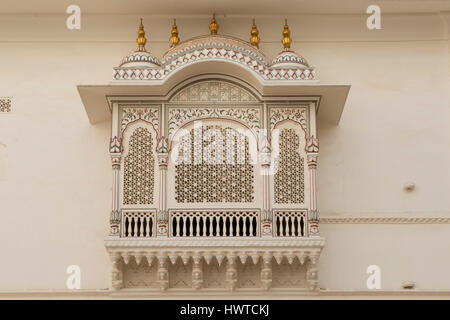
[230,216,234,236]
[280,216,284,236]
[242,214,247,236]
[215,216,220,237]
[236,215,241,236]
[182,215,187,237]
[189,216,193,237]
[297,216,302,237]
[209,215,213,236]
[249,215,253,237]
[202,215,207,237]
[140,217,144,237]
[126,217,132,237]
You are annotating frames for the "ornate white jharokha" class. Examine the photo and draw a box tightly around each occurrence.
[100,17,328,294]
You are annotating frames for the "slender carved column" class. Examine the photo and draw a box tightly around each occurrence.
[157,255,169,291]
[192,255,203,290]
[226,254,238,291]
[260,131,272,236]
[306,136,319,236]
[260,253,272,290]
[306,253,319,291]
[110,252,123,290]
[156,137,169,236]
[110,136,122,236]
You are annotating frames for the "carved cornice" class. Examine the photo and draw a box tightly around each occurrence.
[104,237,326,248]
[104,241,324,267]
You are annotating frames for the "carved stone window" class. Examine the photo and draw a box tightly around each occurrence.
[274,128,305,204]
[175,125,254,203]
[123,127,155,205]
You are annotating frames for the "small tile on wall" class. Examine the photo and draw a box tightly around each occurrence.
[0,97,12,113]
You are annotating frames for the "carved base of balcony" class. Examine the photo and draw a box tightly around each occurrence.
[105,237,325,293]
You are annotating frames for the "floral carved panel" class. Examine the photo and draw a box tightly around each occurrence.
[168,106,260,138]
[121,106,159,134]
[171,81,257,103]
[269,107,308,132]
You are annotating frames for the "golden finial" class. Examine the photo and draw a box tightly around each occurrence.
[281,18,291,50]
[136,18,147,51]
[169,18,180,47]
[250,18,260,48]
[209,13,219,35]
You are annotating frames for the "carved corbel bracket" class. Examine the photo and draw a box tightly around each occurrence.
[157,255,169,291]
[226,254,238,291]
[192,255,204,290]
[261,254,272,291]
[306,253,320,291]
[110,252,123,290]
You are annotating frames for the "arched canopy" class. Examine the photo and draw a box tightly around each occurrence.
[78,36,350,125]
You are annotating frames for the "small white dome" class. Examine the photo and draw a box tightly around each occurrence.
[120,50,161,68]
[270,50,309,69]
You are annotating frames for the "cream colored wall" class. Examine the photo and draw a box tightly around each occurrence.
[0,12,449,292]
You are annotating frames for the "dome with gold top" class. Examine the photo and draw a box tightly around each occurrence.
[120,18,161,68]
[113,15,316,82]
[270,19,310,69]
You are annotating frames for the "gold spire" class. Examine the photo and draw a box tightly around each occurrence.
[136,18,147,51]
[281,18,291,50]
[209,13,219,35]
[169,18,180,47]
[250,18,260,48]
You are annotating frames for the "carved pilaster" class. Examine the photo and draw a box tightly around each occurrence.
[226,254,238,291]
[157,136,169,237]
[157,255,169,291]
[110,136,122,236]
[260,131,272,236]
[260,253,272,290]
[110,252,123,290]
[306,136,319,236]
[192,255,203,290]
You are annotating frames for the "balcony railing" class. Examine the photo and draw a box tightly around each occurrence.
[120,210,308,238]
[274,210,307,237]
[122,211,156,238]
[170,210,260,237]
